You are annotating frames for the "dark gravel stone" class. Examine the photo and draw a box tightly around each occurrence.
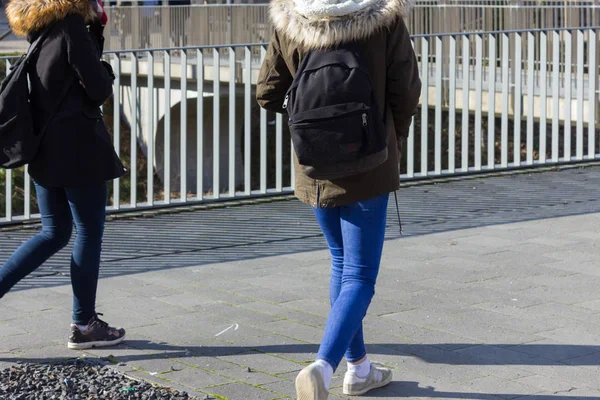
[0,360,196,400]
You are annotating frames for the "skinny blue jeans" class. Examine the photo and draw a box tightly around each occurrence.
[0,182,107,324]
[312,193,388,370]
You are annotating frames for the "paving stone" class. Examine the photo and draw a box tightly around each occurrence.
[215,366,283,386]
[156,292,219,309]
[222,334,316,364]
[0,323,26,338]
[0,305,22,321]
[207,382,280,400]
[216,350,303,375]
[198,302,283,326]
[505,339,600,363]
[461,376,542,399]
[162,366,234,389]
[240,301,326,327]
[279,299,331,318]
[259,320,324,343]
[394,355,487,383]
[513,374,581,393]
[233,287,304,304]
[259,379,296,399]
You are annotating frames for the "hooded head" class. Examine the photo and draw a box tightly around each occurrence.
[6,0,99,37]
[269,0,410,49]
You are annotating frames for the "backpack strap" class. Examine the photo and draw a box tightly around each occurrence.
[23,24,77,138]
[24,26,54,64]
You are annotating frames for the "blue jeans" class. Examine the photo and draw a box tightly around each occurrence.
[0,182,107,324]
[312,194,389,370]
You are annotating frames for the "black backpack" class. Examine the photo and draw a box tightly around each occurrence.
[0,28,51,169]
[283,42,388,180]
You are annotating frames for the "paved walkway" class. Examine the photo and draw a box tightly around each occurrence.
[2,166,600,399]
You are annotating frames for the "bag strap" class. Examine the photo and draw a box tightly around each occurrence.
[24,26,54,64]
[37,76,75,137]
[23,24,76,137]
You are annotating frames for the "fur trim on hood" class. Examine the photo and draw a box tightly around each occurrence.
[7,0,98,37]
[269,0,410,49]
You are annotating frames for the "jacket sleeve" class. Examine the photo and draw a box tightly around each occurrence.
[256,31,293,114]
[386,18,422,141]
[64,15,114,106]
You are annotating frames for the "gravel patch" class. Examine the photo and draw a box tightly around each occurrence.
[0,359,195,400]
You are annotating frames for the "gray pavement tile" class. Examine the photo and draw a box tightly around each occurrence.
[98,296,191,320]
[456,345,549,366]
[0,296,55,313]
[0,305,22,322]
[259,380,296,399]
[207,382,281,400]
[454,309,572,336]
[497,364,600,391]
[220,334,316,364]
[233,287,304,304]
[201,289,258,305]
[576,299,600,312]
[126,356,188,374]
[161,366,234,389]
[152,312,234,337]
[0,332,60,352]
[216,350,303,375]
[562,350,600,366]
[0,323,26,338]
[216,366,283,386]
[513,374,583,393]
[259,320,323,343]
[240,301,326,327]
[2,344,80,364]
[394,355,488,383]
[198,302,283,326]
[279,299,331,318]
[156,292,219,309]
[117,283,184,298]
[504,339,600,363]
[537,323,600,346]
[461,376,543,399]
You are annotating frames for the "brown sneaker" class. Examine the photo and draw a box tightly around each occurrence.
[67,314,126,350]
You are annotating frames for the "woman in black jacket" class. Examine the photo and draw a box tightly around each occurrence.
[0,0,126,349]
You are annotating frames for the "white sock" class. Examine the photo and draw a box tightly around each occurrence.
[348,358,371,379]
[75,324,89,332]
[314,359,334,391]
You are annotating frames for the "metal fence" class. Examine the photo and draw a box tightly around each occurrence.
[104,4,600,50]
[1,26,599,224]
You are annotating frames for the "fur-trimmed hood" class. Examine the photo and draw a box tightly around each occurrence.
[7,0,98,37]
[269,0,410,49]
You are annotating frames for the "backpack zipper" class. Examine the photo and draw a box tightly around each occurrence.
[291,108,369,125]
[282,95,289,109]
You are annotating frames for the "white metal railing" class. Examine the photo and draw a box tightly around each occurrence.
[1,27,599,224]
[104,4,600,50]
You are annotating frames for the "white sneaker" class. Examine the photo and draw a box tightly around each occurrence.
[296,362,329,400]
[343,362,392,396]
